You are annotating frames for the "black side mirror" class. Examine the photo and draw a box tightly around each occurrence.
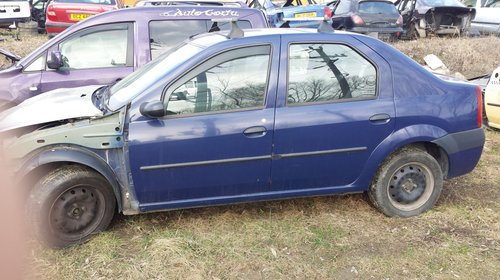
[47,51,64,70]
[140,101,165,118]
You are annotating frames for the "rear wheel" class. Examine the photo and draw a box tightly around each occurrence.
[29,165,116,248]
[368,147,443,217]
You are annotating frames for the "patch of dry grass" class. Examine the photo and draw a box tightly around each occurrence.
[2,33,498,279]
[26,132,499,280]
[393,36,500,79]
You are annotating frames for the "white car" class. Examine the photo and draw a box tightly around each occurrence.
[466,0,500,34]
[0,0,31,28]
[485,67,500,129]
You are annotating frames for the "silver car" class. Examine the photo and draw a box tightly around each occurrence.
[466,0,500,34]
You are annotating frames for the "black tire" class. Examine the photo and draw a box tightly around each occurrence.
[29,165,116,248]
[368,147,443,217]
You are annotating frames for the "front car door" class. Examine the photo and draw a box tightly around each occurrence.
[40,23,134,93]
[271,34,395,193]
[127,43,280,211]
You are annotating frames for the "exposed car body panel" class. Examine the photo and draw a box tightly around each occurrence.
[0,85,103,133]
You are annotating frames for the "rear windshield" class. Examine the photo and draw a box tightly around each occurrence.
[54,0,116,4]
[149,20,252,59]
[358,1,399,14]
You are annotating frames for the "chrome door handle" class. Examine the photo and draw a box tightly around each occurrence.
[243,126,267,138]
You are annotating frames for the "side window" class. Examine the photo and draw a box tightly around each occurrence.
[334,0,351,14]
[149,20,252,60]
[59,24,129,70]
[287,43,376,105]
[24,54,45,72]
[165,46,270,116]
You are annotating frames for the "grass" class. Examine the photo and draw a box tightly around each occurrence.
[1,32,499,279]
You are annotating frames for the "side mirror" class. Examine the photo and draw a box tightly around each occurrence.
[140,101,165,118]
[47,51,64,70]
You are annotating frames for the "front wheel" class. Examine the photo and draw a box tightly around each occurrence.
[368,147,443,217]
[29,165,116,248]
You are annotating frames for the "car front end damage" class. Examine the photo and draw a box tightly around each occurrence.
[414,6,475,37]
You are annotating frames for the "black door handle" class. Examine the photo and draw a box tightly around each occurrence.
[369,113,391,124]
[243,126,267,137]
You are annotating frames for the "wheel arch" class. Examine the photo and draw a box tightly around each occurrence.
[354,125,451,190]
[18,145,123,212]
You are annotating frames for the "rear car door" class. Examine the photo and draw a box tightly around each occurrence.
[271,34,395,192]
[40,23,134,93]
[127,43,280,211]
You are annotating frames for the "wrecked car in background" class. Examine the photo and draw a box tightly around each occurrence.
[247,0,329,27]
[396,0,475,38]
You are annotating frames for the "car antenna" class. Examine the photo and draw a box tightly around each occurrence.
[317,18,334,33]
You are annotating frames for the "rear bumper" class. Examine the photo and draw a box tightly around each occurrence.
[432,128,485,178]
[45,21,73,34]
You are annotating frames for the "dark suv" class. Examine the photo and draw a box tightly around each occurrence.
[0,5,268,109]
[330,0,403,39]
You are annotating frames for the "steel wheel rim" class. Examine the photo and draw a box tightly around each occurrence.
[387,162,434,211]
[48,185,106,241]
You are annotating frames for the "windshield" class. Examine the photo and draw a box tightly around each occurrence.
[107,34,227,111]
[420,0,465,7]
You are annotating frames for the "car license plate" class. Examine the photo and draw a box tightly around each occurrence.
[70,13,91,21]
[295,12,316,18]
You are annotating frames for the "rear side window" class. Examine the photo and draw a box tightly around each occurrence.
[358,1,400,14]
[149,20,252,59]
[287,43,376,105]
[334,0,352,14]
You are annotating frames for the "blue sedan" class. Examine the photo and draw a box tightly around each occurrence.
[0,25,485,247]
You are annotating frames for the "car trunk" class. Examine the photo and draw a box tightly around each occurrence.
[358,1,400,28]
[424,6,475,34]
[47,3,113,23]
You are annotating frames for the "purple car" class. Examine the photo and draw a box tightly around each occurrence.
[0,4,268,109]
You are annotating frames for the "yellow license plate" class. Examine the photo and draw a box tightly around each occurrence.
[70,13,91,21]
[295,12,316,18]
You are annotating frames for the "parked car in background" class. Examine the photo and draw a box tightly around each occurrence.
[136,0,247,6]
[463,0,500,34]
[0,25,485,248]
[0,5,268,110]
[45,0,123,36]
[247,0,329,27]
[0,0,31,28]
[484,67,500,129]
[329,0,403,40]
[395,0,475,38]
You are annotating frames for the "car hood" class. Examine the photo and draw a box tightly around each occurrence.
[0,85,104,133]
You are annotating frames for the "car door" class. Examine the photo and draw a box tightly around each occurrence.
[40,23,134,93]
[271,34,395,192]
[127,44,279,210]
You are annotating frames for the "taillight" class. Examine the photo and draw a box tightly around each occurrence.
[324,6,332,18]
[396,15,403,26]
[351,14,364,25]
[477,85,483,128]
[46,5,56,19]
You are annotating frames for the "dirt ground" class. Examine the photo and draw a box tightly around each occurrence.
[1,32,499,279]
